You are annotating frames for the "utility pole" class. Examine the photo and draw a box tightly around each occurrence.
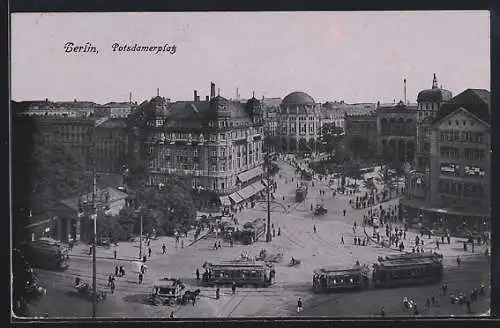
[90,122,98,319]
[265,124,272,243]
[139,215,143,259]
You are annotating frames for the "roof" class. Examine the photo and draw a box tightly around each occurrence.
[377,101,417,113]
[165,99,254,130]
[417,88,453,102]
[96,119,127,129]
[433,88,490,125]
[281,91,315,106]
[314,266,367,275]
[261,98,282,108]
[60,187,128,211]
[210,262,267,268]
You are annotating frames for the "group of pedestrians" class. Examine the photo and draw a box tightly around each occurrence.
[107,264,127,294]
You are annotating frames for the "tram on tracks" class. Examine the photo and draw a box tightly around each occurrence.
[372,252,443,288]
[312,265,370,293]
[240,218,266,245]
[295,184,308,202]
[311,252,444,292]
[201,262,275,287]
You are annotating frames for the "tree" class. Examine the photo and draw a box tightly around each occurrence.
[376,166,397,198]
[298,138,308,153]
[363,178,377,199]
[134,175,197,236]
[348,136,369,161]
[320,123,344,154]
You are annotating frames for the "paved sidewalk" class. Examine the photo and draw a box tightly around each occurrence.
[68,228,209,263]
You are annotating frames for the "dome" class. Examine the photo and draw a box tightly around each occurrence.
[417,88,453,102]
[246,96,260,107]
[281,91,315,106]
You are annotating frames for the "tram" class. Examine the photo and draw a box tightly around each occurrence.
[295,185,308,202]
[19,238,70,271]
[201,262,275,287]
[240,218,266,245]
[372,252,443,288]
[312,265,370,293]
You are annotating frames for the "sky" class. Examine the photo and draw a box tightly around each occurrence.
[11,11,490,104]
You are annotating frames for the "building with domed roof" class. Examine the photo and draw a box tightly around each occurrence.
[415,74,453,172]
[136,82,267,211]
[402,87,490,235]
[278,91,322,152]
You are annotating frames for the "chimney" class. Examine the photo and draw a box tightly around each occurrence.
[129,92,132,103]
[210,82,215,99]
[194,90,198,102]
[157,88,160,97]
[404,78,407,105]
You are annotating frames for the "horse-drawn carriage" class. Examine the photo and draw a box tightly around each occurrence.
[74,277,107,302]
[148,278,185,306]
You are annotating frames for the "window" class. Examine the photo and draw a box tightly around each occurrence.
[440,163,460,177]
[475,132,484,143]
[464,165,485,178]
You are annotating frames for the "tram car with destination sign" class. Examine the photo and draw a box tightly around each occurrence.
[312,265,370,293]
[201,262,275,287]
[372,252,443,288]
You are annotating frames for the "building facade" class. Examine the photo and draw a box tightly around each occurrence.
[415,74,453,172]
[21,113,127,174]
[136,82,266,210]
[403,88,490,232]
[376,101,417,164]
[53,187,128,243]
[344,112,378,158]
[96,102,137,118]
[278,91,322,152]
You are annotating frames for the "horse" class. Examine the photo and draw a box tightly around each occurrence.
[181,289,201,304]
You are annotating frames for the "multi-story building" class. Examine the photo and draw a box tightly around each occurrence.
[320,101,375,130]
[376,101,417,164]
[137,82,266,210]
[403,88,490,232]
[278,91,322,152]
[344,112,378,159]
[94,119,128,173]
[415,74,453,172]
[96,101,137,118]
[20,112,127,174]
[261,97,281,152]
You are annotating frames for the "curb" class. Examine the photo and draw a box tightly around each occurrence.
[187,231,209,247]
[70,253,139,263]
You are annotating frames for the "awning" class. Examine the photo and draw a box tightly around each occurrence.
[228,192,244,204]
[237,166,263,184]
[236,184,257,201]
[236,181,266,200]
[219,196,232,206]
[253,181,265,193]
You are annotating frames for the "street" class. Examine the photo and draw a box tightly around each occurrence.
[25,159,490,318]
